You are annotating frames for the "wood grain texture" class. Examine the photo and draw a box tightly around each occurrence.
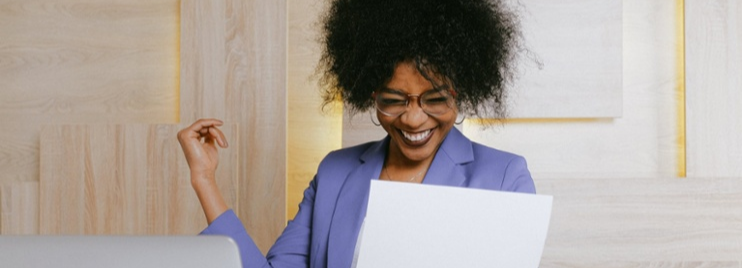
[181,0,287,253]
[0,182,39,235]
[287,0,342,219]
[537,177,742,264]
[38,124,238,235]
[685,0,742,177]
[0,124,41,183]
[0,0,179,184]
[464,0,681,178]
[0,0,178,123]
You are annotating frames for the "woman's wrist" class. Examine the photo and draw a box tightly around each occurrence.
[190,173,228,223]
[190,171,216,187]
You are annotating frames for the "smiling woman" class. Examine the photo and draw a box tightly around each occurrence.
[376,62,458,181]
[178,0,535,267]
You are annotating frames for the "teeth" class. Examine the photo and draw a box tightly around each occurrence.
[402,129,432,142]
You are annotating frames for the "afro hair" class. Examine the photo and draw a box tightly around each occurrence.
[318,0,523,119]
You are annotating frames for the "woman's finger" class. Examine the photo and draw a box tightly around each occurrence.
[178,118,225,146]
[178,119,228,148]
[208,126,228,148]
[189,118,223,132]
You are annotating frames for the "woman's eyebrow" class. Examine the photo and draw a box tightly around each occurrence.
[379,87,406,94]
[380,84,451,94]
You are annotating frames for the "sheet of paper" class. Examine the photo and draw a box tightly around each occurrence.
[356,180,553,268]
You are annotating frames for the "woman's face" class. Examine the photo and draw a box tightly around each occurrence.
[377,62,457,165]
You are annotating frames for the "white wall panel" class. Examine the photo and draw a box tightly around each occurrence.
[465,0,681,178]
[504,0,623,118]
[686,0,742,177]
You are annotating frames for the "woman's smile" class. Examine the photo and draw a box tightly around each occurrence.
[400,128,434,144]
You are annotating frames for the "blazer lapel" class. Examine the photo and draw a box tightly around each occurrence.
[326,128,473,267]
[422,128,474,187]
[326,138,387,268]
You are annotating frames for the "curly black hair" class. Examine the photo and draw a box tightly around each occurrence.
[318,0,523,119]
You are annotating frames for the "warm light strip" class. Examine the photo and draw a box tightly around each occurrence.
[676,0,687,177]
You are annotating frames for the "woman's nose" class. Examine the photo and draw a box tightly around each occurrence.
[399,100,427,128]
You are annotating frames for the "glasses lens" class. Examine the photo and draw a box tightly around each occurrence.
[375,91,407,116]
[421,89,454,115]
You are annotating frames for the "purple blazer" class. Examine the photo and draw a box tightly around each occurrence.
[200,128,536,268]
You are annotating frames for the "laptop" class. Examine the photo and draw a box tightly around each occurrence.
[0,235,241,268]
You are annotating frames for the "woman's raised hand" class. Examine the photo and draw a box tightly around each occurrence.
[177,119,229,222]
[177,118,228,179]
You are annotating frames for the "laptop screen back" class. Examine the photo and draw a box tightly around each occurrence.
[0,236,241,268]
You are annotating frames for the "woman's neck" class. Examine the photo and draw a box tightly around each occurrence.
[382,154,434,183]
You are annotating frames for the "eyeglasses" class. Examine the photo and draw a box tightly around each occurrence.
[372,87,456,117]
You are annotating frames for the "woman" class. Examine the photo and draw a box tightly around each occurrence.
[177,0,535,267]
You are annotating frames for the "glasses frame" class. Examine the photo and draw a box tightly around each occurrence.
[372,87,457,117]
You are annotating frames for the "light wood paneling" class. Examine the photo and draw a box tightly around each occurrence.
[287,0,342,219]
[538,177,742,264]
[685,0,742,177]
[0,182,39,235]
[38,124,239,235]
[0,125,40,183]
[0,0,179,183]
[181,0,287,252]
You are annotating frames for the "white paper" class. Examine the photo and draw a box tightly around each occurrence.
[356,180,553,268]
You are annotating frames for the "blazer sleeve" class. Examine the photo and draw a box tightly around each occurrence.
[200,179,318,268]
[500,155,536,194]
[201,210,271,268]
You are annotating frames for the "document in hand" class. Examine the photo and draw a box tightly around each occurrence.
[356,180,553,268]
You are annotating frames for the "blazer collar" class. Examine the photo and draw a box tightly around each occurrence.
[423,127,474,187]
[327,128,473,267]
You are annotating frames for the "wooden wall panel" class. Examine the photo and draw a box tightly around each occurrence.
[181,0,287,253]
[538,177,742,264]
[287,0,342,219]
[0,0,179,183]
[686,0,742,177]
[38,124,239,235]
[0,182,39,235]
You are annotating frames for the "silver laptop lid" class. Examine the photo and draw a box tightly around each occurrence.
[0,236,241,268]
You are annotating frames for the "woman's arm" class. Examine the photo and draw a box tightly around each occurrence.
[502,156,536,194]
[178,118,315,268]
[177,118,229,223]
